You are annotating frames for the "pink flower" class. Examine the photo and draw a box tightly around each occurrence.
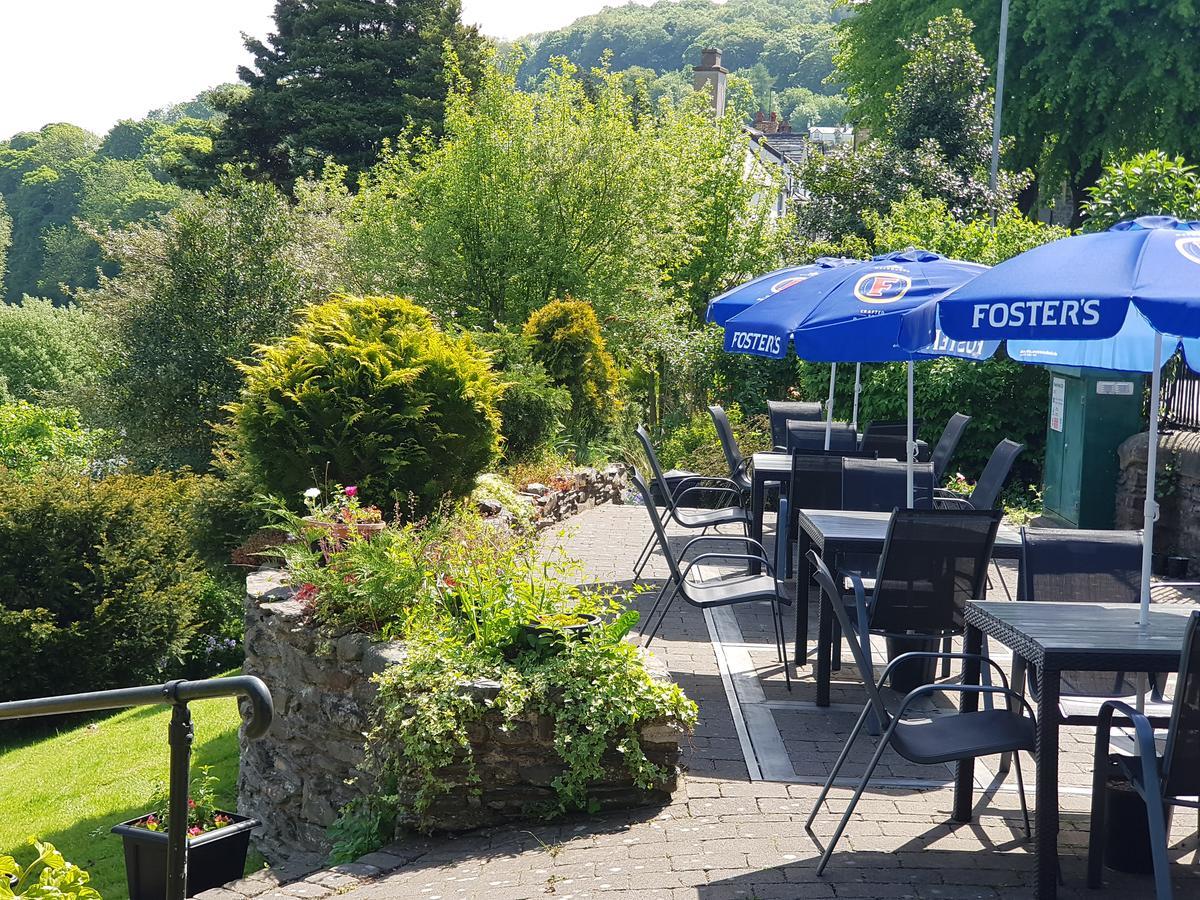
[344,486,358,498]
[188,826,204,836]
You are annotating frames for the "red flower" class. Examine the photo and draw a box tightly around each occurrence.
[344,485,358,498]
[188,798,196,808]
[294,583,319,604]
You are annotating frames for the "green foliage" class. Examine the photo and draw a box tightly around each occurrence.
[0,197,9,296]
[370,627,695,826]
[525,300,620,447]
[471,328,570,459]
[1082,151,1200,233]
[868,194,1070,266]
[518,0,844,112]
[798,12,1023,240]
[658,404,771,476]
[0,298,108,404]
[214,0,485,187]
[0,471,209,703]
[0,403,109,479]
[345,53,786,337]
[834,0,1200,197]
[88,169,348,470]
[0,839,99,898]
[229,294,501,518]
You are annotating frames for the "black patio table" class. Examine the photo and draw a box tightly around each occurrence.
[747,448,931,575]
[794,508,1023,696]
[956,600,1196,899]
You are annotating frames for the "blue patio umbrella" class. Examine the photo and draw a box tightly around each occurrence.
[705,258,858,327]
[899,216,1200,624]
[723,248,997,505]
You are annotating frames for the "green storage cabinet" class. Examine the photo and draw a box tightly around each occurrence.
[1041,366,1146,528]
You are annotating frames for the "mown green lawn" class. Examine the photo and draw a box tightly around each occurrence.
[0,678,248,898]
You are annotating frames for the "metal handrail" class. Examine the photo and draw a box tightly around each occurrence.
[0,676,273,900]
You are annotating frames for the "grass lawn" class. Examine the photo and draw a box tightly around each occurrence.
[0,676,250,897]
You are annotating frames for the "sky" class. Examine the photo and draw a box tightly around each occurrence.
[0,0,661,141]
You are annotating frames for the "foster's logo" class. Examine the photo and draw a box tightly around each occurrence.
[854,271,912,304]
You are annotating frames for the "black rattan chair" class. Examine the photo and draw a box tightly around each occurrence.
[805,548,1033,875]
[632,425,750,579]
[1017,528,1170,723]
[787,421,858,453]
[934,438,1024,511]
[930,413,971,482]
[708,405,751,497]
[841,459,935,512]
[631,471,791,690]
[1088,610,1200,900]
[768,400,823,449]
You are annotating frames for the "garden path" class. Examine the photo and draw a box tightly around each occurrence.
[200,504,1200,900]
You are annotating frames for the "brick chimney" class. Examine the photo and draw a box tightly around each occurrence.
[693,48,728,117]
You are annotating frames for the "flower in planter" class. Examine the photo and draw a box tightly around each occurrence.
[134,766,234,836]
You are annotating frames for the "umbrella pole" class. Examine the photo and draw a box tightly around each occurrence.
[851,363,862,433]
[824,363,837,451]
[906,360,915,508]
[1139,332,1164,627]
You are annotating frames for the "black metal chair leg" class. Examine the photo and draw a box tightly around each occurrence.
[643,583,680,647]
[815,719,895,875]
[805,701,874,830]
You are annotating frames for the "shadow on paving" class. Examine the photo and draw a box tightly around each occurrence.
[699,808,1200,900]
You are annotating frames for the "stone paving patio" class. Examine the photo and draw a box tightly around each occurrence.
[205,504,1200,900]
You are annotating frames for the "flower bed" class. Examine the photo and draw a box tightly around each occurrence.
[239,574,688,861]
[238,496,691,864]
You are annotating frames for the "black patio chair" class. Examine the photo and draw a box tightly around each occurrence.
[632,425,751,579]
[631,471,791,690]
[934,438,1024,511]
[777,449,871,577]
[768,400,823,450]
[930,413,971,482]
[786,420,858,453]
[1087,610,1200,899]
[805,548,1033,875]
[828,508,1002,700]
[841,458,935,512]
[708,405,751,498]
[859,419,923,462]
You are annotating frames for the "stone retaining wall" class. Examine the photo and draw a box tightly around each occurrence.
[525,463,629,528]
[238,570,684,865]
[1116,430,1200,559]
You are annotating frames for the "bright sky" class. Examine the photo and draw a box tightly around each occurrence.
[0,0,661,141]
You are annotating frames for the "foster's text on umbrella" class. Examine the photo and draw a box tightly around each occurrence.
[971,298,1102,330]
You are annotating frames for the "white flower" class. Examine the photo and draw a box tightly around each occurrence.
[303,487,321,500]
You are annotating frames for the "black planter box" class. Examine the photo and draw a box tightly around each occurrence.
[111,811,258,899]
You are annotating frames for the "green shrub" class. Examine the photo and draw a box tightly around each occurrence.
[1082,151,1200,232]
[471,327,570,459]
[0,471,208,702]
[658,404,771,475]
[228,294,502,518]
[524,299,620,448]
[0,402,110,478]
[0,297,108,403]
[1,838,99,898]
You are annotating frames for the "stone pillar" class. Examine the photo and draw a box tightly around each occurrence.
[1115,430,1200,559]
